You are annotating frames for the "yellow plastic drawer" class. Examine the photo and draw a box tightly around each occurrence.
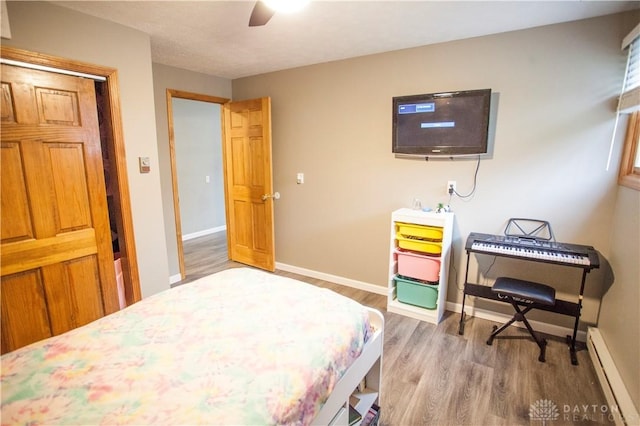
[395,233,442,255]
[395,222,443,242]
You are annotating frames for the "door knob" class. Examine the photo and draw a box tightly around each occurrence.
[261,192,280,201]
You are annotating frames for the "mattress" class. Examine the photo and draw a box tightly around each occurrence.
[1,267,372,425]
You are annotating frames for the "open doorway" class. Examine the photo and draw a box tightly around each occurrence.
[166,90,229,280]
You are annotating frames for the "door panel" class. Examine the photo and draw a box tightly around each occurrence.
[42,257,103,335]
[252,203,268,251]
[47,143,92,231]
[36,87,80,125]
[0,64,118,354]
[0,142,33,242]
[0,271,52,351]
[223,98,275,271]
[1,82,16,123]
[249,136,266,186]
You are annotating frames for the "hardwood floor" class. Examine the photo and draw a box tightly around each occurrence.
[179,232,613,425]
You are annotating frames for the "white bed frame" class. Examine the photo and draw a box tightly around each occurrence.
[313,307,384,426]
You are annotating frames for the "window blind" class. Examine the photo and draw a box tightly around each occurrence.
[605,23,640,170]
[618,26,640,113]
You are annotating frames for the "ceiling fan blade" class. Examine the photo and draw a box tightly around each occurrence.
[249,1,275,27]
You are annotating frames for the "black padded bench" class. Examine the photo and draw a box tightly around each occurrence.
[486,277,556,362]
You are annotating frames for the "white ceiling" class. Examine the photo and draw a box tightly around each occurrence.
[51,1,639,79]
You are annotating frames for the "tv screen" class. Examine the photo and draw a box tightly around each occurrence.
[392,89,492,157]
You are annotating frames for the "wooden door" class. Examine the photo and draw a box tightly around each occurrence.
[222,98,275,271]
[0,64,119,354]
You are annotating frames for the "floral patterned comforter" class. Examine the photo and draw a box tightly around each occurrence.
[1,267,372,425]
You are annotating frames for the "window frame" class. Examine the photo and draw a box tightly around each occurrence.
[618,111,640,191]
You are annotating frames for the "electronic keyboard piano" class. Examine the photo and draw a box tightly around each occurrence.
[459,232,601,365]
[466,232,599,269]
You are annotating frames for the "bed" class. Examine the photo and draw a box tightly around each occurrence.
[1,267,384,425]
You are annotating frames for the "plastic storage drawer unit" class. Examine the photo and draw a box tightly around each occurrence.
[396,249,440,282]
[396,222,443,241]
[394,275,438,309]
[395,233,442,255]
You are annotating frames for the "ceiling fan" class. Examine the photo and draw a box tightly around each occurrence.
[248,0,310,27]
[249,1,276,27]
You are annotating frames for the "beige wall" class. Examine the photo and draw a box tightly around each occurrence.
[600,182,640,407]
[3,1,170,298]
[233,15,622,303]
[233,13,638,408]
[151,63,231,280]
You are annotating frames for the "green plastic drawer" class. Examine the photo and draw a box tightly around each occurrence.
[394,275,438,310]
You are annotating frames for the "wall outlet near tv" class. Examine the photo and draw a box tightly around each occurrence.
[447,181,457,195]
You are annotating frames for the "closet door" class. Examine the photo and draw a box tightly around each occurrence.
[0,64,119,354]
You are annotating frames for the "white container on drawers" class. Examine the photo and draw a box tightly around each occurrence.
[387,208,454,324]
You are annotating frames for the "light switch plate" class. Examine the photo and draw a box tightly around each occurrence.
[139,156,150,173]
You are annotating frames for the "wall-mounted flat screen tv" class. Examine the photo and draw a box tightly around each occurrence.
[392,89,492,157]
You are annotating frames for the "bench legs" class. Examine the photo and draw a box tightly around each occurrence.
[486,302,548,362]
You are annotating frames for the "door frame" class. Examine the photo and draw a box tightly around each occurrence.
[166,89,229,280]
[0,46,142,305]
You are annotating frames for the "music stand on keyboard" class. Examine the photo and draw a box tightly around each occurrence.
[504,218,555,242]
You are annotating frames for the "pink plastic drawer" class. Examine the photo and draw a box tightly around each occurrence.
[396,249,441,282]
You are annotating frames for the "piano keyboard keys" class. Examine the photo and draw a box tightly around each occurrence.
[470,241,591,265]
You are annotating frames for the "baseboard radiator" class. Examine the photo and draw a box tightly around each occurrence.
[587,327,639,426]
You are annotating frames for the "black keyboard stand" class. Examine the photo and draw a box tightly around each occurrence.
[458,233,598,366]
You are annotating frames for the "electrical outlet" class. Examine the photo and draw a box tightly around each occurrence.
[447,180,457,195]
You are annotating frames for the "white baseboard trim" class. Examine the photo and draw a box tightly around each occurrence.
[445,301,587,342]
[169,273,182,285]
[275,263,387,296]
[587,327,639,426]
[182,225,226,241]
